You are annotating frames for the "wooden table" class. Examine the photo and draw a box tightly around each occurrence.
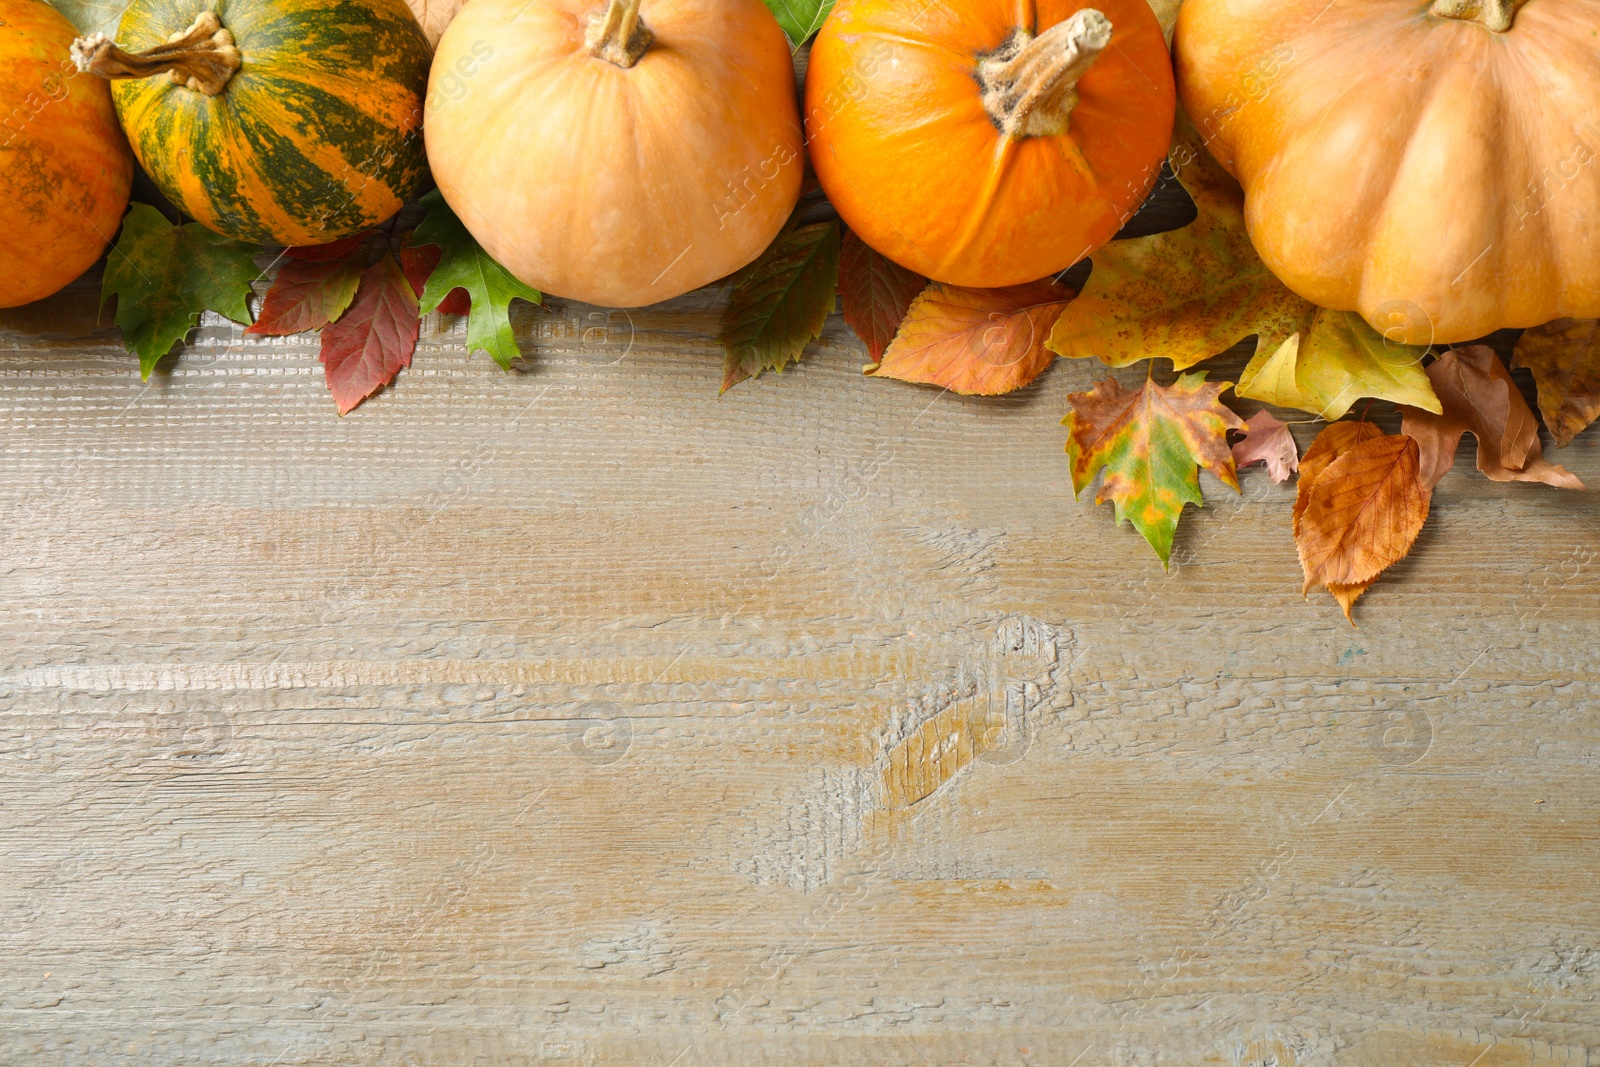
[2,258,1598,1065]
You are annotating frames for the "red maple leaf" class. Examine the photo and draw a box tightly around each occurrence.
[319,252,420,415]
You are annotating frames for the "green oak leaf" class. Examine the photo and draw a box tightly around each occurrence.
[718,219,840,392]
[101,204,260,379]
[411,190,542,371]
[760,0,833,48]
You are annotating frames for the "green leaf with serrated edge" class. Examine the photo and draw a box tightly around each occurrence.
[100,204,260,379]
[760,0,833,48]
[1063,371,1247,565]
[1237,307,1439,420]
[412,190,542,370]
[719,219,840,392]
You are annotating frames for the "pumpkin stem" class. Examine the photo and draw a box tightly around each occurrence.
[71,12,241,97]
[1429,0,1524,30]
[977,8,1112,139]
[586,0,654,68]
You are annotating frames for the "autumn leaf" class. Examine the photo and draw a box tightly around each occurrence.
[402,243,471,316]
[45,0,120,33]
[101,204,260,378]
[319,252,420,415]
[1511,318,1600,447]
[1230,409,1299,483]
[1293,420,1383,537]
[411,190,542,370]
[760,0,832,47]
[1063,372,1247,564]
[1046,118,1313,371]
[1399,345,1582,491]
[839,229,926,362]
[719,219,840,392]
[405,0,466,43]
[245,235,375,337]
[1295,434,1430,618]
[283,231,376,263]
[1237,307,1438,420]
[1292,420,1387,621]
[866,281,1074,395]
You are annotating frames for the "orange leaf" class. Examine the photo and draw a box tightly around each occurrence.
[867,281,1074,396]
[1399,346,1583,490]
[1295,433,1430,595]
[1292,420,1382,538]
[1326,582,1374,623]
[1512,319,1600,447]
[1230,409,1299,482]
[839,229,926,362]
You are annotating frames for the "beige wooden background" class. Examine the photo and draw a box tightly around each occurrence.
[1,251,1598,1065]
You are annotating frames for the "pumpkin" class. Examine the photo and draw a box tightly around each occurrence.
[72,0,430,246]
[425,0,803,308]
[1175,0,1600,344]
[804,0,1175,288]
[0,0,133,308]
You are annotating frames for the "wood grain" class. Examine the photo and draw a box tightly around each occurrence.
[1,258,1598,1066]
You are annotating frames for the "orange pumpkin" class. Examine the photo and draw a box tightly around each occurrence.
[1175,0,1600,344]
[425,0,803,308]
[805,0,1175,288]
[0,0,133,308]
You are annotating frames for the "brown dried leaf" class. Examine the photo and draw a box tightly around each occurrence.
[1327,581,1375,624]
[1230,409,1298,482]
[406,0,466,43]
[1399,346,1583,491]
[1511,318,1600,447]
[1296,433,1430,594]
[1292,420,1383,538]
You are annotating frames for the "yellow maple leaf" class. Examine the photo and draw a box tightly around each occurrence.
[1046,118,1312,371]
[1237,308,1441,420]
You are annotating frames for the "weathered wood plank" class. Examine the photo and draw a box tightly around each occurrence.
[1,262,1597,1066]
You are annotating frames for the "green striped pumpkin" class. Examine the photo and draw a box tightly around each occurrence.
[98,0,430,245]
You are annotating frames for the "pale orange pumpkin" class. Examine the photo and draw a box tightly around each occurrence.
[425,0,803,308]
[0,0,132,308]
[805,0,1175,288]
[1175,0,1600,344]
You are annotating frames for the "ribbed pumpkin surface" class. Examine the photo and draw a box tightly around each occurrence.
[111,0,430,245]
[0,0,133,307]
